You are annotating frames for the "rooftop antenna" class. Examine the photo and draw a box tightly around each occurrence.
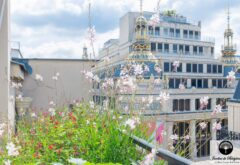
[88,0,96,59]
[140,0,143,16]
[227,0,230,30]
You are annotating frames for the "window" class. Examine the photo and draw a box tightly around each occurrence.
[193,46,198,54]
[177,63,182,72]
[179,45,184,53]
[185,45,190,54]
[155,27,160,36]
[203,79,208,88]
[175,79,181,88]
[218,65,222,73]
[212,79,217,87]
[173,44,178,54]
[151,43,156,51]
[183,30,188,38]
[197,79,203,88]
[187,64,192,72]
[176,29,180,38]
[158,43,163,52]
[218,79,223,88]
[164,28,168,36]
[198,64,203,73]
[169,79,174,88]
[212,65,217,73]
[172,99,190,112]
[173,100,178,112]
[189,31,193,39]
[164,44,169,53]
[207,64,212,73]
[164,62,170,72]
[199,47,203,54]
[195,31,199,39]
[223,79,227,88]
[211,47,214,55]
[192,79,196,87]
[170,28,174,37]
[193,64,198,73]
[216,98,228,109]
[148,26,154,35]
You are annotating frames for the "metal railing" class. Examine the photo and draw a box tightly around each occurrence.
[130,135,192,165]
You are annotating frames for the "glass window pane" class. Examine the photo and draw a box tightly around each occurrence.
[198,64,203,73]
[207,64,212,73]
[193,64,198,73]
[187,64,192,72]
[164,62,170,72]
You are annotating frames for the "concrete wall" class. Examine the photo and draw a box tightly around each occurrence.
[0,0,11,126]
[227,101,240,133]
[22,59,97,110]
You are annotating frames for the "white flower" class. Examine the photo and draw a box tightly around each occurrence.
[148,96,154,104]
[212,104,222,115]
[16,94,23,101]
[148,13,160,26]
[119,116,123,119]
[31,113,37,118]
[49,101,56,107]
[199,122,207,130]
[56,72,60,77]
[89,101,95,109]
[144,65,150,72]
[118,96,123,101]
[141,148,156,165]
[200,96,209,109]
[212,122,222,131]
[227,71,236,83]
[6,142,20,156]
[185,135,190,140]
[93,75,100,83]
[156,92,170,103]
[86,120,90,125]
[11,82,22,89]
[172,61,180,72]
[134,64,143,75]
[179,84,185,90]
[170,134,178,140]
[4,160,11,165]
[125,119,136,130]
[68,158,87,165]
[48,108,56,116]
[154,65,162,73]
[52,76,58,81]
[35,74,43,82]
[103,56,110,62]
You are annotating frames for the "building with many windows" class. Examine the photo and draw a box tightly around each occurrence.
[91,8,239,161]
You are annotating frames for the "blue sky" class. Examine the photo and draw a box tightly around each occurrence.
[11,0,240,58]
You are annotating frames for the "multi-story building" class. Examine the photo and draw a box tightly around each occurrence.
[92,6,240,161]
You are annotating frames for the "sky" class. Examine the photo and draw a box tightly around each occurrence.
[11,0,240,59]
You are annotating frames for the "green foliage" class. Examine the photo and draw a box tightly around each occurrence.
[0,103,148,164]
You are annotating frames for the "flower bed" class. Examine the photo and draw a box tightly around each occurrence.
[0,103,150,164]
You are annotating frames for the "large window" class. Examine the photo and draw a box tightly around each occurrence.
[164,44,169,53]
[173,44,178,54]
[195,31,199,39]
[155,27,160,36]
[170,28,174,37]
[193,64,198,73]
[189,30,193,39]
[183,30,188,38]
[151,43,156,51]
[207,64,212,73]
[212,65,217,73]
[199,47,203,54]
[164,28,168,36]
[203,79,208,88]
[148,26,154,35]
[218,65,222,73]
[198,64,203,73]
[175,29,180,38]
[193,46,198,54]
[173,99,190,112]
[187,63,192,72]
[179,45,184,53]
[216,98,229,109]
[185,45,190,54]
[164,62,170,72]
[158,43,163,52]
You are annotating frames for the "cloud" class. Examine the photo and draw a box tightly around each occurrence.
[11,0,240,58]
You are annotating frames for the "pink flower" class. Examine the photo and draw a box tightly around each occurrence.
[200,96,209,109]
[227,71,236,84]
[154,65,162,73]
[170,134,178,140]
[172,61,180,72]
[179,83,185,90]
[156,92,170,103]
[141,149,156,165]
[212,122,222,131]
[148,13,160,26]
[199,122,207,130]
[156,123,164,144]
[211,104,222,115]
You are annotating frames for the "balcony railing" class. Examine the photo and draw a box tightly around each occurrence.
[130,135,192,165]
